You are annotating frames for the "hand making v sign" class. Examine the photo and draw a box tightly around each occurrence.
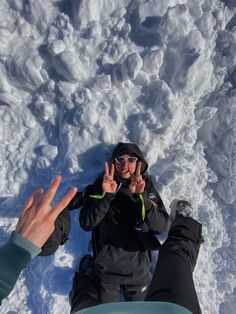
[129,161,145,194]
[15,176,77,248]
[102,161,118,193]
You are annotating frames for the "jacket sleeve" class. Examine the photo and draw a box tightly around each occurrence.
[139,178,169,234]
[0,231,41,304]
[79,177,114,231]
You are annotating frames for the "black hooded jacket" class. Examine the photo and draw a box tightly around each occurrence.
[79,143,169,281]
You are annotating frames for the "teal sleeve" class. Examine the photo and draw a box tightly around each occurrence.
[0,231,41,303]
[76,301,192,314]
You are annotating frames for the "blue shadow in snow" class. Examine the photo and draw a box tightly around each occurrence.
[125,0,162,48]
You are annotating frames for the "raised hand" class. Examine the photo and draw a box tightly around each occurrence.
[15,176,77,248]
[129,161,145,194]
[102,161,117,193]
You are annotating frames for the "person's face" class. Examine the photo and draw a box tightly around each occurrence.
[114,155,138,178]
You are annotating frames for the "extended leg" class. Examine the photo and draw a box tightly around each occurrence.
[145,216,203,314]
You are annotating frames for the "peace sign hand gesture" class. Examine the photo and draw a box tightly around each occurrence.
[15,176,77,248]
[129,162,145,194]
[102,162,117,194]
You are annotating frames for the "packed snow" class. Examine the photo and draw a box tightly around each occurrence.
[0,0,236,313]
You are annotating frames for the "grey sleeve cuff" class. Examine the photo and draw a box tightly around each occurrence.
[11,231,42,258]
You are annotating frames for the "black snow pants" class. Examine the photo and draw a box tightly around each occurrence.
[145,216,203,314]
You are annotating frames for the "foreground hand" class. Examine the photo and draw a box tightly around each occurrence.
[102,161,117,193]
[129,162,145,194]
[15,176,77,248]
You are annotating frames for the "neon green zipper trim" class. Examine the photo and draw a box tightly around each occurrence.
[89,191,106,199]
[139,194,146,221]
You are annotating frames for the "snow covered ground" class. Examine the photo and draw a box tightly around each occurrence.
[0,0,236,313]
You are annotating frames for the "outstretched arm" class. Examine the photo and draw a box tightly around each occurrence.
[0,176,77,303]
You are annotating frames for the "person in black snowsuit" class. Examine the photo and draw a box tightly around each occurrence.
[78,142,169,303]
[69,200,204,314]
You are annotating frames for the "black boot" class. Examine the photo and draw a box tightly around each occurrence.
[176,200,193,218]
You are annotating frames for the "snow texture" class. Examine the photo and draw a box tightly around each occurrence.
[0,0,236,313]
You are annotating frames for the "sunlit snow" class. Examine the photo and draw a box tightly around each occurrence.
[0,0,236,313]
